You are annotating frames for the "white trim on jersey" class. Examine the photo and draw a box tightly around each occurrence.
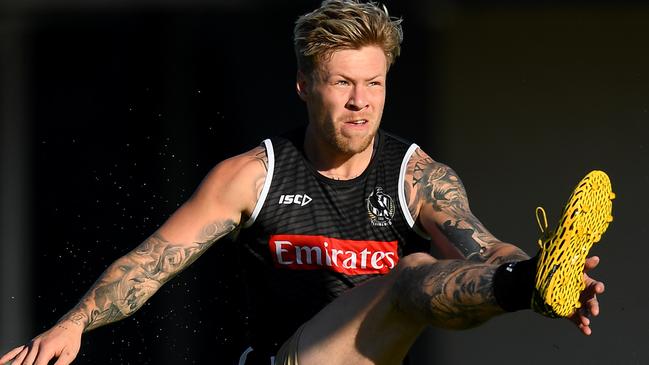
[238,346,253,365]
[238,346,274,365]
[398,143,431,239]
[243,139,275,228]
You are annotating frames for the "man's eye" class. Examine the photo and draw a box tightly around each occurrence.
[335,80,349,86]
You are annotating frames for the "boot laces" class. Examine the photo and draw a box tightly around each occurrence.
[535,206,552,249]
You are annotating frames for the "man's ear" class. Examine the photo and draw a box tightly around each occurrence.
[296,70,309,101]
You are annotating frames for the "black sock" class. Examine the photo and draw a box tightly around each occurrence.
[492,256,538,312]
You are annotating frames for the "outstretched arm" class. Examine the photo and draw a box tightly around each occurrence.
[405,147,528,263]
[60,221,237,332]
[0,146,269,365]
[400,148,603,334]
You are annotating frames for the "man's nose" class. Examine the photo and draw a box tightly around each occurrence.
[345,86,369,111]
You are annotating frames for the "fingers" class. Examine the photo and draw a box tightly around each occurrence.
[52,350,76,365]
[582,278,605,317]
[1,324,82,365]
[571,308,593,336]
[12,346,29,365]
[588,295,600,317]
[0,345,26,364]
[35,344,78,365]
[577,321,592,336]
[567,256,605,336]
[578,291,600,320]
[583,275,605,295]
[34,347,55,365]
[0,340,68,365]
[572,288,603,336]
[22,341,40,365]
[584,256,600,271]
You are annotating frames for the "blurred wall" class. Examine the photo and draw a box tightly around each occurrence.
[1,1,647,364]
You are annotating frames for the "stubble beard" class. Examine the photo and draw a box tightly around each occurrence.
[321,118,379,155]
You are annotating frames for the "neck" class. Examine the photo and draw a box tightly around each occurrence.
[303,125,375,180]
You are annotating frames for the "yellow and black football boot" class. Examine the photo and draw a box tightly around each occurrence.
[531,170,614,318]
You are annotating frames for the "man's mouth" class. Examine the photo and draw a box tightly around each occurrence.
[345,119,368,125]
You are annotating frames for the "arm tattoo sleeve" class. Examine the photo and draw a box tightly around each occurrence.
[407,149,528,262]
[59,219,236,331]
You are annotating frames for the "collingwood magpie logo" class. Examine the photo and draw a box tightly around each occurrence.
[366,186,395,227]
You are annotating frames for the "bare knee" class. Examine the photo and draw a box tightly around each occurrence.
[385,253,437,325]
[393,252,437,273]
[388,253,437,291]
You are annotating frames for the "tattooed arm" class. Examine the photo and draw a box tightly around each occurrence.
[0,146,269,365]
[378,148,531,330]
[59,223,236,332]
[58,146,268,331]
[405,148,529,264]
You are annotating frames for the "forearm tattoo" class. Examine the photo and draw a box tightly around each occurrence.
[394,260,502,329]
[407,149,528,262]
[59,220,236,331]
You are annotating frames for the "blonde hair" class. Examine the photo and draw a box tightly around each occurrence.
[294,0,403,76]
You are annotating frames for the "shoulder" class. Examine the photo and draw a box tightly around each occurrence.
[205,145,268,184]
[195,144,269,218]
[403,147,465,219]
[405,147,458,187]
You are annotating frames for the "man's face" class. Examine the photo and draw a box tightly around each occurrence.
[298,45,387,155]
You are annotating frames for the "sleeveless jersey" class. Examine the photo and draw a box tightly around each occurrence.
[236,128,430,357]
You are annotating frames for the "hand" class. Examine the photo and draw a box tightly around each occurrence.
[0,320,83,365]
[569,256,605,336]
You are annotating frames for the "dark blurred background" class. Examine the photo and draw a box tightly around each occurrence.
[1,0,647,364]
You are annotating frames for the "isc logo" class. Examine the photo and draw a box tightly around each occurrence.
[278,194,312,207]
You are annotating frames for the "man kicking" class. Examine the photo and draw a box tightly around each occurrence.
[273,166,612,364]
[0,1,612,364]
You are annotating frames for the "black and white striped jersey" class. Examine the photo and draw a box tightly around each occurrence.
[236,127,430,356]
